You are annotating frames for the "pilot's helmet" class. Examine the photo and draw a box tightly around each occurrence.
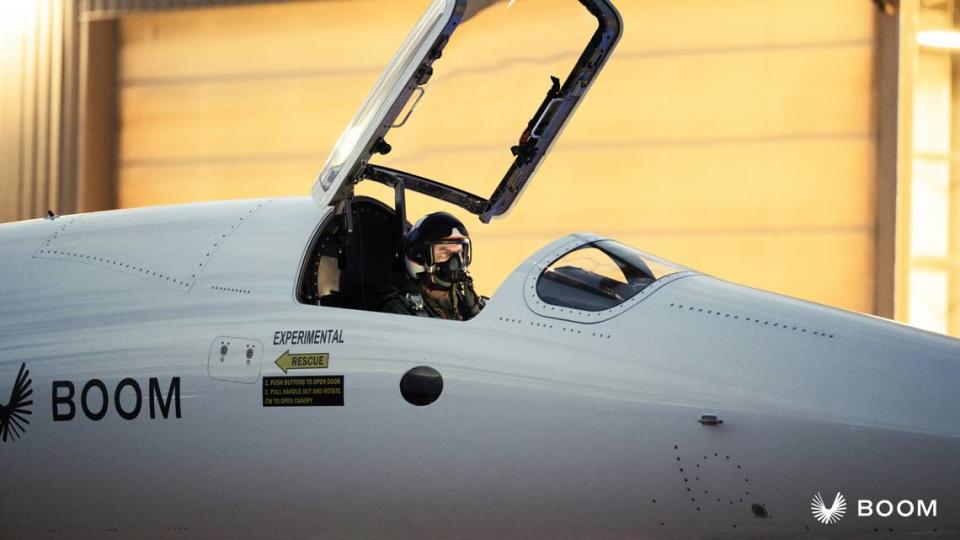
[403,212,472,290]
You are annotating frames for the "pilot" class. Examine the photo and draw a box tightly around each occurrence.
[379,212,485,320]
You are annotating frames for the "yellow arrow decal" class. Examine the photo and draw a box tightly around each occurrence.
[274,351,329,374]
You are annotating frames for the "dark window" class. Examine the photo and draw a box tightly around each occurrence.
[536,240,684,311]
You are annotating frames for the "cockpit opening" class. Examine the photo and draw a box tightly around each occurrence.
[298,197,409,311]
[297,197,485,321]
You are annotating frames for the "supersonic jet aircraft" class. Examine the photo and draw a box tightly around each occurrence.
[1,0,959,538]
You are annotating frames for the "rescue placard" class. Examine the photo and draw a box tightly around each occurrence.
[274,351,329,374]
[262,376,343,407]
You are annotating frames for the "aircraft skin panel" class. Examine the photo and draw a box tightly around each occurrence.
[617,274,960,439]
[1,198,958,537]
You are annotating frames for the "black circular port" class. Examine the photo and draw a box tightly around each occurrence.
[400,366,443,406]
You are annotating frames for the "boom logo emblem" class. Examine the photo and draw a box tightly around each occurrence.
[0,363,33,442]
[811,492,847,524]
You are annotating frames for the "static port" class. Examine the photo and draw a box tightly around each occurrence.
[400,366,443,406]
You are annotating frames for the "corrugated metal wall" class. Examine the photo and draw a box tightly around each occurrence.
[0,0,79,223]
[0,0,299,225]
[80,0,300,20]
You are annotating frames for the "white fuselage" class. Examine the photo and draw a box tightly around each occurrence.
[1,198,958,538]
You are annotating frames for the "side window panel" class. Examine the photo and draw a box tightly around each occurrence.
[536,240,685,312]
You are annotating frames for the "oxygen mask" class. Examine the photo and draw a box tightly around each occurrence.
[431,238,471,289]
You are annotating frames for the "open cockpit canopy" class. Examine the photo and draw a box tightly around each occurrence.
[311,0,622,223]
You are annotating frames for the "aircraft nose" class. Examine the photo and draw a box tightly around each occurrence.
[853,324,960,437]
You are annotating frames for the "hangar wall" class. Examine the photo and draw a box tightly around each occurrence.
[0,1,79,223]
[904,0,960,336]
[116,0,880,313]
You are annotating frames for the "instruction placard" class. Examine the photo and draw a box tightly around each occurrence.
[262,376,344,407]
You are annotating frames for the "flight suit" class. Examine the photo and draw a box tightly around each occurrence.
[379,280,484,321]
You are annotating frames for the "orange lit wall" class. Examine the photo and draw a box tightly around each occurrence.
[118,0,876,311]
